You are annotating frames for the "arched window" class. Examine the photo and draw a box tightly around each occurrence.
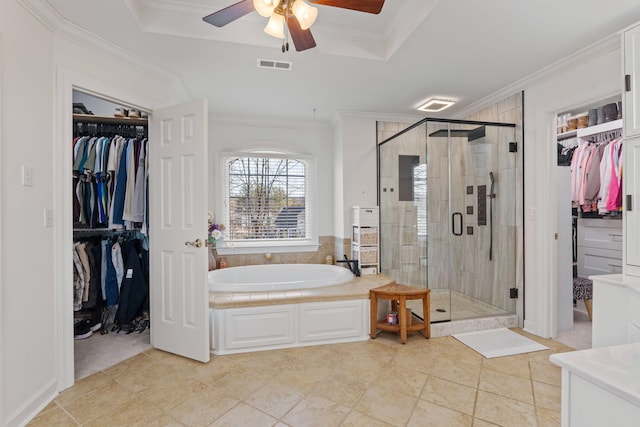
[219,151,317,253]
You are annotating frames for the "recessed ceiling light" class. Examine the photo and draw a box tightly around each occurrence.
[417,98,455,112]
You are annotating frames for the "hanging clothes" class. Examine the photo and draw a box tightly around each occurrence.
[569,135,624,216]
[114,238,149,330]
[72,132,149,232]
[72,117,149,334]
[606,138,624,211]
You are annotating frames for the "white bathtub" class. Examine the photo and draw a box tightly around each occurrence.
[208,263,370,355]
[208,263,354,292]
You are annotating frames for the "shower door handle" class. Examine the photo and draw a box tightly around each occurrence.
[452,212,463,236]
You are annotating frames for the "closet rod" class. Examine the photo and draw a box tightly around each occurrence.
[73,228,138,234]
[72,113,148,126]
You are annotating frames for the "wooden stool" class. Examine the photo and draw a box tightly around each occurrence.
[573,277,593,321]
[370,283,430,344]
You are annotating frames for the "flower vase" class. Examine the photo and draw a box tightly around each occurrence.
[208,246,217,271]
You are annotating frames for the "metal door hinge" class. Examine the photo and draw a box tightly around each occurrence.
[626,74,632,92]
[627,194,633,211]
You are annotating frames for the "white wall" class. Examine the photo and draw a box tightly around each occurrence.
[208,117,334,237]
[0,1,182,425]
[523,37,622,338]
[332,117,345,239]
[334,113,387,238]
[0,2,57,425]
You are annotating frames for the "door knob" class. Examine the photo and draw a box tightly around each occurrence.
[185,238,203,248]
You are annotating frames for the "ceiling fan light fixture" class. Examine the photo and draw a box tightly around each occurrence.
[253,0,278,18]
[264,9,285,38]
[417,98,455,112]
[291,0,318,30]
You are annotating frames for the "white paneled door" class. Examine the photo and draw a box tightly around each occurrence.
[149,99,210,362]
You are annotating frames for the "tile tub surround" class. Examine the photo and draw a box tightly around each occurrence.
[31,329,571,426]
[216,235,339,268]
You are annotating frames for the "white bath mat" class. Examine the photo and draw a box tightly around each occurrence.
[453,328,548,358]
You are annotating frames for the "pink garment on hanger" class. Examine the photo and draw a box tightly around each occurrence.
[606,139,623,211]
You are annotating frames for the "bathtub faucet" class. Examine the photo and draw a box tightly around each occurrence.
[336,257,361,277]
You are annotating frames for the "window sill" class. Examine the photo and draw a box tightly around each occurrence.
[215,242,320,256]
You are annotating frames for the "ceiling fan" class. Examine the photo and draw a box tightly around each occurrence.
[203,0,385,52]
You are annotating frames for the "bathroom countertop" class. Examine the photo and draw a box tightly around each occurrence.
[549,342,640,407]
[209,274,395,309]
[589,273,640,295]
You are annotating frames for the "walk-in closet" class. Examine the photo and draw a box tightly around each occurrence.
[71,90,152,379]
[556,97,624,349]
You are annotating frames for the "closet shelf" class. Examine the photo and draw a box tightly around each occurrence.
[557,119,623,141]
[73,113,148,126]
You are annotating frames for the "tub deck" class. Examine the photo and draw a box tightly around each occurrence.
[208,274,395,355]
[208,273,394,308]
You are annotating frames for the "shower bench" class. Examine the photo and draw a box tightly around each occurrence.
[369,283,430,344]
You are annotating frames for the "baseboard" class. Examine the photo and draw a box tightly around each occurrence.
[4,379,57,427]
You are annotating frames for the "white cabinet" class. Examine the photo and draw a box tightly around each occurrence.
[625,137,640,274]
[591,274,640,348]
[550,343,640,427]
[351,206,379,275]
[624,24,640,137]
[577,218,623,278]
[623,23,640,276]
[592,275,630,347]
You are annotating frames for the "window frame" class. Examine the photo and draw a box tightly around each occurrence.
[216,150,319,255]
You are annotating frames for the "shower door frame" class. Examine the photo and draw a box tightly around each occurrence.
[377,117,519,323]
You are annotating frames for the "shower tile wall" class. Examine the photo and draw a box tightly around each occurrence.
[378,122,428,287]
[465,93,523,313]
[377,92,523,316]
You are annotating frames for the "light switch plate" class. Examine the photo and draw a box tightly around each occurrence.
[44,208,53,228]
[21,165,33,187]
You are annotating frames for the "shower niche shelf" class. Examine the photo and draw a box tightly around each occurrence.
[351,206,379,275]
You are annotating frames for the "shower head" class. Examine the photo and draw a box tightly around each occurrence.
[489,171,495,197]
[427,126,485,142]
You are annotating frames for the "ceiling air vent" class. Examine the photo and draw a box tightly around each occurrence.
[257,58,293,71]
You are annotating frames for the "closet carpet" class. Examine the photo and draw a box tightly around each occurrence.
[74,328,151,380]
[32,328,573,426]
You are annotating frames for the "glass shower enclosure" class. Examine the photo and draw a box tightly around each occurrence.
[378,119,519,323]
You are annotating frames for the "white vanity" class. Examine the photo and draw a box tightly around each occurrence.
[550,275,640,426]
[550,343,640,427]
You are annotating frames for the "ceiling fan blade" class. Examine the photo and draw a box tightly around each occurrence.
[202,0,255,27]
[287,15,317,52]
[308,0,384,14]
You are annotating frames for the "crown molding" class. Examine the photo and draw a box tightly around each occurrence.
[18,0,190,95]
[453,32,622,119]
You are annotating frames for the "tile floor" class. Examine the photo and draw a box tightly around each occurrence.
[29,328,573,427]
